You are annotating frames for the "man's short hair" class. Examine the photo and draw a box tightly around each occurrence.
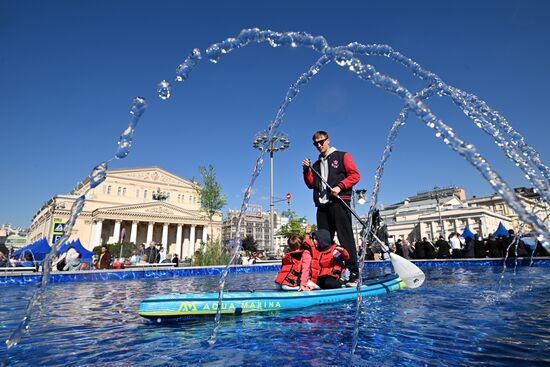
[312,131,329,141]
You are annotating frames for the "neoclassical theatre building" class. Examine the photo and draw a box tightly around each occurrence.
[27,167,222,258]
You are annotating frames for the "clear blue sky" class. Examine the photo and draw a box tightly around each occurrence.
[1,0,549,228]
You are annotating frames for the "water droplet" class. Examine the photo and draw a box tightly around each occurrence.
[130,97,147,121]
[158,80,171,100]
[206,44,222,63]
[89,161,108,189]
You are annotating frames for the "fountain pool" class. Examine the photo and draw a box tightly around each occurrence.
[1,264,548,366]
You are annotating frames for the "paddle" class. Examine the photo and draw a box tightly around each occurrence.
[307,164,425,289]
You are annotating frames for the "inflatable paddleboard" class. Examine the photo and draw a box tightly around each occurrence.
[138,273,405,320]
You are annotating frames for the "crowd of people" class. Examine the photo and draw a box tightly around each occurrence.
[121,241,180,268]
[53,241,182,271]
[273,227,548,292]
[0,246,38,269]
[386,229,547,260]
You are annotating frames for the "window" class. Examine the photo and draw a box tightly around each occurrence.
[144,190,148,199]
[189,196,193,203]
[122,188,126,196]
[136,189,140,198]
[117,187,122,196]
[107,186,111,195]
[178,194,181,203]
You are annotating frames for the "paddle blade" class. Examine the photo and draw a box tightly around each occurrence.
[389,253,425,289]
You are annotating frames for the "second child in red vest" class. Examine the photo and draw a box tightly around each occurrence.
[275,235,313,291]
[303,229,349,289]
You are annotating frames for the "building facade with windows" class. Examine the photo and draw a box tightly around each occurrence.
[27,167,221,259]
[222,204,288,255]
[377,187,548,243]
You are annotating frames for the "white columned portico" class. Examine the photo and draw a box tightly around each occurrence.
[130,221,138,244]
[89,221,97,248]
[113,220,121,243]
[176,224,183,257]
[202,226,208,243]
[146,222,154,244]
[189,225,196,255]
[162,223,169,246]
[94,220,103,247]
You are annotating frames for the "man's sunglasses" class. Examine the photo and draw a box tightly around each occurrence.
[313,138,327,147]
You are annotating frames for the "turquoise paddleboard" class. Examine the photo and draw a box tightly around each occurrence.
[138,273,405,320]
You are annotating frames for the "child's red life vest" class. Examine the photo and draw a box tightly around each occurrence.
[310,243,348,283]
[275,250,304,287]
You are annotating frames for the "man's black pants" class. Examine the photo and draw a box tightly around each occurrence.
[316,200,358,273]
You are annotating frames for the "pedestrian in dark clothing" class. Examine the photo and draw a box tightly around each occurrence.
[505,230,529,258]
[486,234,502,258]
[171,253,179,267]
[414,240,426,259]
[302,130,361,286]
[364,244,375,261]
[462,237,475,258]
[423,238,437,259]
[144,241,160,263]
[498,235,508,256]
[534,240,549,257]
[435,236,451,259]
[473,236,487,258]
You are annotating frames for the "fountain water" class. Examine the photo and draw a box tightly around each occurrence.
[4,29,549,365]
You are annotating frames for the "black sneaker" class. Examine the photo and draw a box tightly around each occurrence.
[346,271,359,288]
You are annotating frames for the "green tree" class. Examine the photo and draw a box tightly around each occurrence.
[281,209,297,219]
[195,165,227,241]
[241,235,257,253]
[277,217,309,239]
[193,240,230,266]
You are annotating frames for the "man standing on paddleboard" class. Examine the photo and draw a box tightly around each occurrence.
[302,130,361,287]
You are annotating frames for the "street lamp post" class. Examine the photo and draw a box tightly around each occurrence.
[352,189,367,246]
[253,130,290,254]
[430,187,446,239]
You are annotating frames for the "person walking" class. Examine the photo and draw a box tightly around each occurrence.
[302,131,360,287]
[435,235,451,259]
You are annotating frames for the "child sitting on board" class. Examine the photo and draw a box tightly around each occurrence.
[275,235,317,291]
[302,229,350,289]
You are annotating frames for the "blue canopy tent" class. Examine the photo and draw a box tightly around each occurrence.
[12,238,51,262]
[461,225,475,240]
[493,222,509,237]
[57,238,94,268]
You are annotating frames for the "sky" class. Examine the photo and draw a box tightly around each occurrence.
[1,0,549,228]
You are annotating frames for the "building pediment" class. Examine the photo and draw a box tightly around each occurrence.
[107,167,196,189]
[94,202,205,221]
